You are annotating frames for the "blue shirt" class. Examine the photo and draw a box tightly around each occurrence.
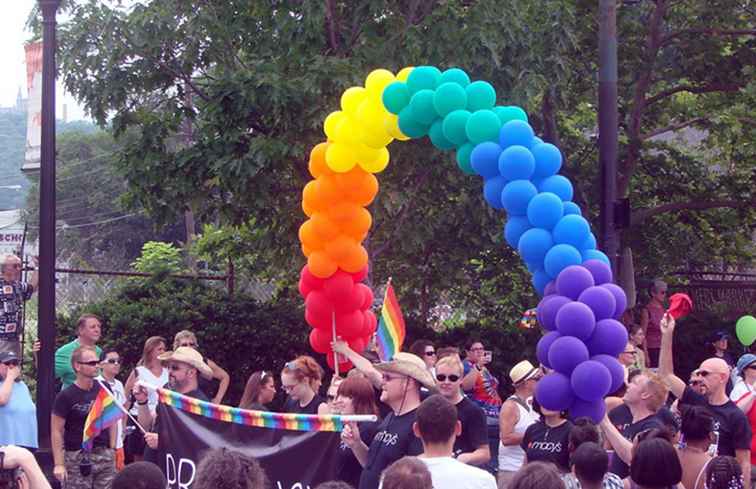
[0,380,38,448]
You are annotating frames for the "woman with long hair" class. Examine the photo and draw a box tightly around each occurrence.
[335,375,379,487]
[238,371,277,410]
[281,355,325,414]
[520,398,573,473]
[173,330,230,405]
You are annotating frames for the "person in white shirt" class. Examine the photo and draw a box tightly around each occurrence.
[96,349,126,471]
[731,354,756,404]
[413,394,497,489]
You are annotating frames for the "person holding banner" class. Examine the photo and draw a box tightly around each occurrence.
[352,352,435,489]
[51,345,116,489]
[335,375,380,487]
[281,355,326,415]
[173,330,230,405]
[239,370,277,410]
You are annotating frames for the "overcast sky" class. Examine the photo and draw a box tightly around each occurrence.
[0,0,87,121]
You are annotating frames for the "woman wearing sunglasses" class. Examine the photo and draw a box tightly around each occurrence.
[281,356,325,414]
[434,354,490,467]
[173,330,230,405]
[0,351,37,450]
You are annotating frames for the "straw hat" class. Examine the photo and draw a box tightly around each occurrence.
[509,360,539,385]
[158,347,213,378]
[374,352,436,389]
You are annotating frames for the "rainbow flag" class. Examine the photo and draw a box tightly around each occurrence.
[82,380,127,451]
[376,281,406,361]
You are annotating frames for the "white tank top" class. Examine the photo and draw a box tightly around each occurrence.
[498,396,538,471]
[130,365,169,414]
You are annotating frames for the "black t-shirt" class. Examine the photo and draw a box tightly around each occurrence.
[521,420,573,472]
[358,409,424,489]
[681,386,751,456]
[607,407,663,478]
[608,403,633,434]
[53,382,109,451]
[453,397,488,458]
[336,421,379,487]
[283,394,325,415]
[145,387,209,464]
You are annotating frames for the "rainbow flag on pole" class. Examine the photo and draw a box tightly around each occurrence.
[82,380,128,451]
[376,281,406,361]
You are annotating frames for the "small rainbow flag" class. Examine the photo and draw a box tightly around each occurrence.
[376,281,406,361]
[82,380,128,451]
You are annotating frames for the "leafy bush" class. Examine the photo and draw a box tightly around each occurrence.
[131,242,185,274]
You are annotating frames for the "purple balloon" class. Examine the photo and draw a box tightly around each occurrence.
[600,283,628,319]
[537,331,561,367]
[586,319,628,357]
[537,295,571,331]
[571,360,612,402]
[592,354,625,393]
[582,259,613,285]
[544,280,557,296]
[556,265,595,300]
[569,398,607,424]
[555,302,596,340]
[536,372,575,411]
[548,336,589,375]
[578,286,617,321]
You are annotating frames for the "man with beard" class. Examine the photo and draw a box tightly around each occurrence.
[658,313,752,488]
[133,346,212,462]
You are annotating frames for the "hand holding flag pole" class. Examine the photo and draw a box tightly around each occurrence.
[332,310,340,377]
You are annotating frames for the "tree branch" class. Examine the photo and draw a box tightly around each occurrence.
[641,117,706,140]
[661,29,756,46]
[324,0,339,53]
[645,82,744,106]
[631,198,756,226]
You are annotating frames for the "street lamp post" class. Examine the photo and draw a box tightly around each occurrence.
[37,0,60,452]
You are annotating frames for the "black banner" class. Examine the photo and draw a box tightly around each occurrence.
[157,403,339,489]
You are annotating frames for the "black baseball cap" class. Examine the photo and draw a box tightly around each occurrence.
[0,351,20,363]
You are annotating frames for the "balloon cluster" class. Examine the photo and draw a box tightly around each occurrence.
[534,260,628,422]
[381,66,529,174]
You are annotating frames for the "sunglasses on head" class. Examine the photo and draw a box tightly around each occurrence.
[78,360,100,366]
[436,374,460,382]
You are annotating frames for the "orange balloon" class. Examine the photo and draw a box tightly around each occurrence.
[301,244,312,257]
[311,212,341,240]
[308,251,338,278]
[302,199,314,217]
[308,143,331,179]
[327,202,362,223]
[325,235,357,262]
[317,175,343,206]
[334,168,379,206]
[302,181,321,213]
[298,220,322,250]
[341,207,372,239]
[341,244,369,273]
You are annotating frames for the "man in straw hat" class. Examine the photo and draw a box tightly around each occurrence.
[345,352,435,489]
[133,346,212,460]
[498,360,541,488]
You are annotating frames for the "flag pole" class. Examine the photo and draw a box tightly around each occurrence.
[332,310,340,377]
[97,379,148,435]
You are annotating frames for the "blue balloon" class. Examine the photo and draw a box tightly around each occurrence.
[592,354,625,393]
[398,106,430,138]
[532,269,551,296]
[536,372,575,411]
[556,302,596,340]
[544,280,557,296]
[544,244,583,278]
[582,259,613,285]
[518,228,554,264]
[578,286,617,321]
[569,398,607,424]
[501,180,538,216]
[439,68,471,87]
[428,120,456,150]
[571,360,612,402]
[555,265,595,300]
[527,192,564,230]
[483,177,507,209]
[504,216,532,248]
[563,202,582,216]
[586,319,628,357]
[538,175,574,201]
[582,249,609,265]
[530,136,544,149]
[525,261,541,273]
[553,215,591,248]
[581,232,597,251]
[537,331,561,367]
[470,142,503,178]
[531,143,562,179]
[601,283,628,320]
[498,145,535,181]
[548,336,589,375]
[500,120,535,149]
[537,295,571,331]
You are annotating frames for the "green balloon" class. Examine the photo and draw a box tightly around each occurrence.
[439,68,471,87]
[465,81,496,111]
[442,110,471,146]
[456,143,475,174]
[407,66,442,95]
[429,120,456,150]
[465,110,502,144]
[736,315,756,346]
[493,105,529,125]
[433,83,468,117]
[382,82,411,115]
[398,106,429,139]
[409,89,439,125]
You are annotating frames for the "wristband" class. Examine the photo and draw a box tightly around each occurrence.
[137,399,148,405]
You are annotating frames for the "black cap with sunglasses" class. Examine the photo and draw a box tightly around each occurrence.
[0,351,20,366]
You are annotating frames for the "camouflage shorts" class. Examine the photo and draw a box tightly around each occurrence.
[63,447,116,489]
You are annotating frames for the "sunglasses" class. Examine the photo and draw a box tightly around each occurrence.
[2,360,19,367]
[104,359,120,365]
[78,360,100,366]
[425,351,436,356]
[436,374,460,382]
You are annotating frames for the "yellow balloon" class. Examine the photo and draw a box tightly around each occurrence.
[341,87,367,115]
[326,143,357,173]
[396,67,414,82]
[355,144,380,163]
[384,113,410,141]
[362,128,393,149]
[324,111,344,140]
[359,147,390,173]
[334,115,364,145]
[365,69,396,100]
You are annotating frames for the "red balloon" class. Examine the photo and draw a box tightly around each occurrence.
[364,310,378,334]
[305,291,334,320]
[349,336,367,354]
[356,283,374,310]
[326,352,353,371]
[300,265,325,292]
[350,265,369,282]
[336,309,364,339]
[324,270,355,303]
[305,308,330,330]
[335,289,364,313]
[309,328,331,353]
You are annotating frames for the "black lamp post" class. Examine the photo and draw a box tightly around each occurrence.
[36,0,61,451]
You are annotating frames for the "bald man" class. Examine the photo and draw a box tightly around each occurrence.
[659,313,752,488]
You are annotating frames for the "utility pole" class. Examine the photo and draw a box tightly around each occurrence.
[598,0,620,274]
[37,0,61,452]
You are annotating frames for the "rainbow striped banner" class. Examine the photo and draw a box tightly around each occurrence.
[376,281,406,361]
[155,387,375,432]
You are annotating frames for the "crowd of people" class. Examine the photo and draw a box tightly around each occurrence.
[0,253,754,489]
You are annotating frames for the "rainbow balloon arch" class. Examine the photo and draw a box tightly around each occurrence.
[296,66,629,422]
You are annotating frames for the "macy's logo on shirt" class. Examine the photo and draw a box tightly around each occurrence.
[373,431,399,446]
[528,440,563,452]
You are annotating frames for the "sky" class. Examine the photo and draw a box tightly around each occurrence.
[0,0,87,121]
